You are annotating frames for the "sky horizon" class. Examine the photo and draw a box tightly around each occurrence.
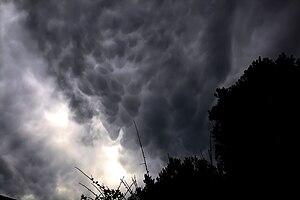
[1,0,300,199]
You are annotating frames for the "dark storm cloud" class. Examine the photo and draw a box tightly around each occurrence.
[14,0,234,162]
[229,0,300,83]
[14,0,300,173]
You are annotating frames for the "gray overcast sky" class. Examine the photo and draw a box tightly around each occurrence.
[1,0,300,199]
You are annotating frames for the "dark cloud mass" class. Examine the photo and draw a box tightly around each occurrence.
[16,0,300,168]
[1,0,300,199]
[16,0,238,156]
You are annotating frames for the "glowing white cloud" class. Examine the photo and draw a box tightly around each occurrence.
[21,194,37,200]
[103,145,126,178]
[45,104,70,129]
[0,2,133,199]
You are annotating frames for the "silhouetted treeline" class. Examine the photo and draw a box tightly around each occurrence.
[81,53,300,199]
[130,157,221,200]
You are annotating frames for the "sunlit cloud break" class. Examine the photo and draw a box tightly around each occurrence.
[0,2,133,199]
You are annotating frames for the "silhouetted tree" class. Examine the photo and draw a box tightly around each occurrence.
[133,156,222,200]
[209,54,300,193]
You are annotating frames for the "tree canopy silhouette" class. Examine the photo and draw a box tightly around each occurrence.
[209,54,300,192]
[133,156,221,200]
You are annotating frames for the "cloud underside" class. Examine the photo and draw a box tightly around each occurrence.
[1,0,300,199]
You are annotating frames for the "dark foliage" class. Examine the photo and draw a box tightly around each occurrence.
[80,188,124,200]
[209,53,300,192]
[133,156,222,200]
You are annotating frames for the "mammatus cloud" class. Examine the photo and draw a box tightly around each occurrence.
[1,0,300,199]
[16,0,238,165]
[17,0,300,164]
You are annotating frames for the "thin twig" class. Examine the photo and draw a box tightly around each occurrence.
[91,182,104,197]
[132,176,138,189]
[75,167,93,180]
[120,177,134,196]
[79,182,97,197]
[133,120,149,175]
